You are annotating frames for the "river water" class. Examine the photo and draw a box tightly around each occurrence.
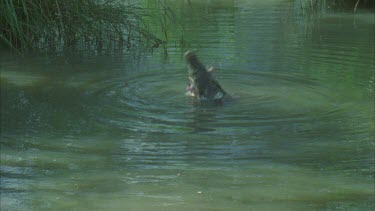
[1,0,374,210]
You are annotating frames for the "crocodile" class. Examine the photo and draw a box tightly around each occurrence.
[184,51,229,102]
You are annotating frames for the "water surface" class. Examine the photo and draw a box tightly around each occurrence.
[1,0,374,210]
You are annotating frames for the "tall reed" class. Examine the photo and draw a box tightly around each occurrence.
[0,0,164,53]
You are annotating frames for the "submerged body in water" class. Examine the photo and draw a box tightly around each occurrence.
[184,51,230,103]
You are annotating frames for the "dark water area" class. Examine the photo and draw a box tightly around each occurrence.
[1,0,374,210]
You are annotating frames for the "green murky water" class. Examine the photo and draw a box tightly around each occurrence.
[1,1,374,210]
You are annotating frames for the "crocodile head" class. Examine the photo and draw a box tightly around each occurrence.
[184,51,227,101]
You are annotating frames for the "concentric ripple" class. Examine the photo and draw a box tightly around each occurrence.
[83,65,345,136]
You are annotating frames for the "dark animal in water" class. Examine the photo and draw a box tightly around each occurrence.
[184,51,229,102]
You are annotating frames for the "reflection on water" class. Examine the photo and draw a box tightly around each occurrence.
[1,0,374,210]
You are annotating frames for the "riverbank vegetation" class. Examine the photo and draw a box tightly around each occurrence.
[1,0,374,54]
[0,0,165,54]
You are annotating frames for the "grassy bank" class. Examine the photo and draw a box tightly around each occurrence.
[0,0,164,54]
[1,0,373,54]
